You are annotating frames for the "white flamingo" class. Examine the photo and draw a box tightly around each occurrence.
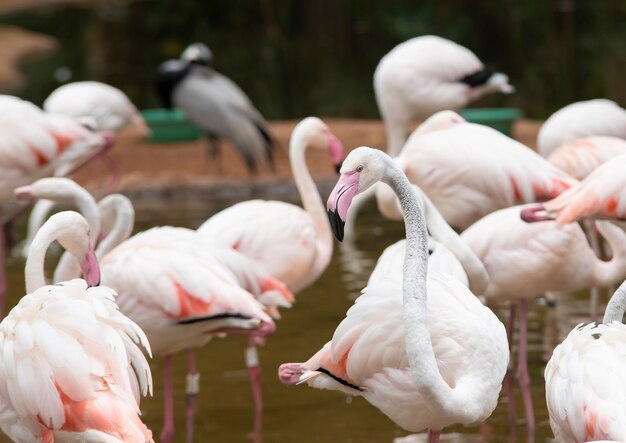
[462,204,626,431]
[16,179,286,443]
[0,211,153,442]
[279,147,508,443]
[44,81,149,135]
[383,113,578,229]
[538,99,626,158]
[197,117,344,292]
[547,136,626,180]
[374,35,513,156]
[545,279,626,442]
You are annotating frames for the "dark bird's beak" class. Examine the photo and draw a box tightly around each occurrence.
[334,163,342,174]
[327,208,345,242]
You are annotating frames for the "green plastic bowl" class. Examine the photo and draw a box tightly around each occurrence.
[141,108,201,142]
[460,108,523,136]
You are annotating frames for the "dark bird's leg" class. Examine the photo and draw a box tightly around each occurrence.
[204,135,223,174]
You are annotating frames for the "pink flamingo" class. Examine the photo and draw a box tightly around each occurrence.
[0,105,115,316]
[523,153,626,224]
[461,205,626,431]
[538,99,626,158]
[547,136,626,180]
[385,111,578,229]
[44,81,150,135]
[545,279,626,442]
[197,117,343,292]
[375,35,514,156]
[16,180,285,443]
[279,147,509,443]
[0,211,153,442]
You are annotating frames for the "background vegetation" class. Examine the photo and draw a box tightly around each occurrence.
[2,0,626,119]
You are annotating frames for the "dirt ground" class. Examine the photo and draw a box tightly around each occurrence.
[73,118,543,198]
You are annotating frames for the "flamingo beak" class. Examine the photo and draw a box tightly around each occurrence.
[82,245,101,287]
[326,171,360,242]
[520,204,554,223]
[14,185,34,202]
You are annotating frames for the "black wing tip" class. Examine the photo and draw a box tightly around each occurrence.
[327,209,345,242]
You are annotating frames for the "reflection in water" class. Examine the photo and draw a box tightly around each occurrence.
[1,196,604,442]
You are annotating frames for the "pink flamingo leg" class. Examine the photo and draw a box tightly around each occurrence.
[516,299,535,432]
[160,355,175,443]
[427,429,441,443]
[0,209,6,318]
[185,348,200,443]
[505,303,517,427]
[246,337,263,442]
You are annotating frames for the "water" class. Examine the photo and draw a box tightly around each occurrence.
[2,195,601,442]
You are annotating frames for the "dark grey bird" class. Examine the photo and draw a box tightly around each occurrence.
[154,43,275,173]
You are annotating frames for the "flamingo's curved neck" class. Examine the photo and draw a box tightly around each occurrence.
[96,196,135,258]
[419,188,489,295]
[26,221,69,293]
[289,131,333,290]
[603,280,626,324]
[383,153,477,419]
[592,221,626,288]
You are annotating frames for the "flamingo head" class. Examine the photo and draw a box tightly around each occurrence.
[327,147,388,241]
[81,244,101,287]
[293,117,344,174]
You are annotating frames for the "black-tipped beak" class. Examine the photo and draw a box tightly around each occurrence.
[334,163,342,174]
[327,209,345,242]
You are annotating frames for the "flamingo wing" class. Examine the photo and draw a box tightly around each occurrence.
[538,99,626,157]
[544,153,626,223]
[0,280,153,442]
[400,123,578,228]
[545,322,626,442]
[198,200,318,289]
[547,136,626,180]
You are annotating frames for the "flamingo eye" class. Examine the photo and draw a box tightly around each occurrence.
[356,165,364,172]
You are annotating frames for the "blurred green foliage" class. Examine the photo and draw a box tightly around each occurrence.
[2,0,626,119]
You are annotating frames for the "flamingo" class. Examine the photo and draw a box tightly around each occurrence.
[545,279,626,442]
[0,211,154,442]
[547,136,626,180]
[460,205,626,431]
[383,113,578,229]
[43,81,149,135]
[538,99,626,158]
[15,179,286,443]
[367,183,488,294]
[197,117,344,292]
[154,45,275,173]
[374,35,514,156]
[279,147,509,443]
[0,107,115,317]
[523,153,626,224]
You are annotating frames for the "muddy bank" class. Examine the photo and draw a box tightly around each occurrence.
[73,118,543,202]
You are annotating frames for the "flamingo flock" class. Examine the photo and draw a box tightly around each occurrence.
[1,33,626,443]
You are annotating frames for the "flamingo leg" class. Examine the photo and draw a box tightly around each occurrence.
[160,355,175,443]
[505,303,517,428]
[516,299,535,432]
[0,208,6,318]
[246,337,263,441]
[427,429,441,443]
[185,348,200,443]
[100,154,122,198]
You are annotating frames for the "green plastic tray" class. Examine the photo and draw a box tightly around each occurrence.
[141,108,201,142]
[460,108,523,136]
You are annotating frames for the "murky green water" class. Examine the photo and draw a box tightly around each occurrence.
[2,195,599,442]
